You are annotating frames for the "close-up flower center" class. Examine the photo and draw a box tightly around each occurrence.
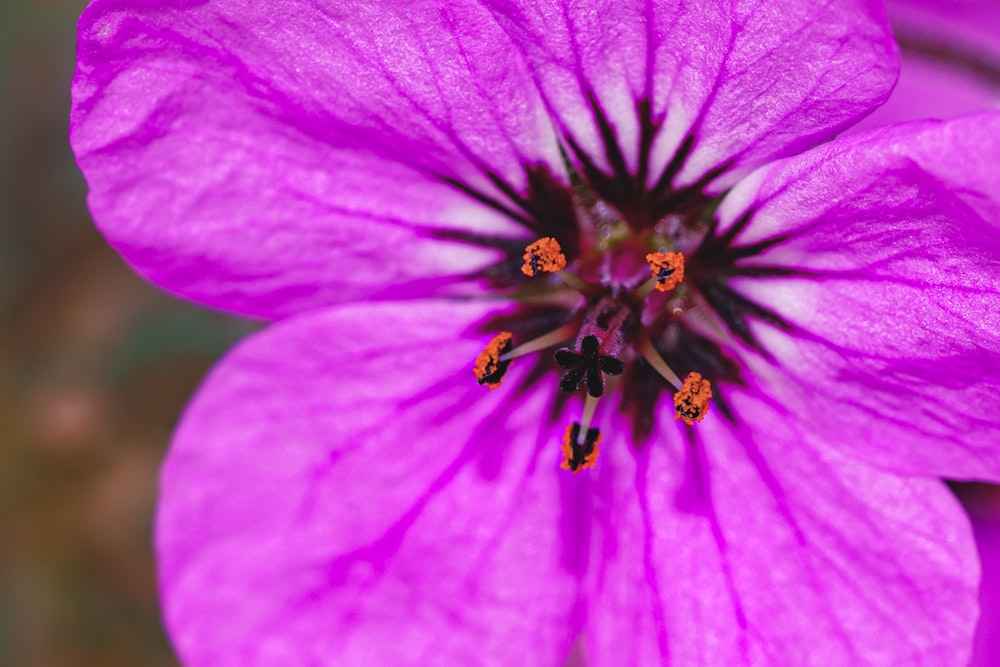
[470,154,775,470]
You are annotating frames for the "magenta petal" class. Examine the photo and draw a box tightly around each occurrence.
[853,55,1000,131]
[889,0,1000,66]
[586,395,979,665]
[157,300,581,665]
[583,422,747,665]
[701,391,979,664]
[72,1,562,318]
[482,0,897,189]
[716,112,1000,479]
[853,0,1000,131]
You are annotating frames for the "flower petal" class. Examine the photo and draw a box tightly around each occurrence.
[587,392,979,666]
[157,300,583,666]
[481,0,897,194]
[72,1,564,319]
[889,0,1000,65]
[583,420,746,665]
[703,390,979,664]
[853,0,1000,131]
[715,112,1000,479]
[852,56,1000,131]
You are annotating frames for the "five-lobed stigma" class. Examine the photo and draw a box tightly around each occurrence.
[554,334,625,397]
[473,237,713,472]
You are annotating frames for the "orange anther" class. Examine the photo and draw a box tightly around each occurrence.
[522,237,567,277]
[645,251,685,292]
[473,331,513,390]
[674,372,712,425]
[560,423,601,473]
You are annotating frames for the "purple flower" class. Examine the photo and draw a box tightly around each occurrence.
[70,0,1000,664]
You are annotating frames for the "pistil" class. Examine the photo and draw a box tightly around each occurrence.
[554,296,633,398]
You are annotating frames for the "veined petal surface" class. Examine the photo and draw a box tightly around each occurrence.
[585,391,978,666]
[157,300,585,666]
[583,418,747,666]
[715,112,1000,479]
[72,0,563,319]
[482,0,897,193]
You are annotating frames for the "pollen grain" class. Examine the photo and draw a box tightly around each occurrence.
[522,237,567,277]
[646,251,685,292]
[560,423,601,473]
[474,331,513,390]
[674,371,712,425]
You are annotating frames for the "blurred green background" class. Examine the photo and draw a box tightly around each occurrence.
[1,1,998,666]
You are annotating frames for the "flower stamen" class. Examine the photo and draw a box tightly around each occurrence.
[473,331,513,390]
[577,392,599,437]
[635,332,683,389]
[561,422,601,473]
[562,392,601,472]
[499,322,577,362]
[521,237,567,277]
[634,251,685,298]
[674,372,712,425]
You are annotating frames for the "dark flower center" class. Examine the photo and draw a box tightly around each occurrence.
[451,103,798,468]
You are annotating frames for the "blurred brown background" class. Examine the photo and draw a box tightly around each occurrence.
[1,1,251,665]
[0,1,998,667]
